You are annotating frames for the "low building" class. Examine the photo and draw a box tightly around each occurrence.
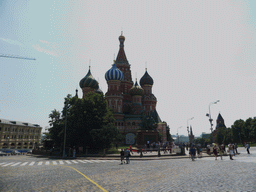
[0,119,42,149]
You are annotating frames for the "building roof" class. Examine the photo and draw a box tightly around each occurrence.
[0,118,41,128]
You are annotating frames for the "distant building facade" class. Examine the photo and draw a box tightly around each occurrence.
[0,119,42,149]
[78,34,167,145]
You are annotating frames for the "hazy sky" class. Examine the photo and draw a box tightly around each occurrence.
[1,0,256,136]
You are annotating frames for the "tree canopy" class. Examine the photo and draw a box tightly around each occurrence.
[48,92,120,150]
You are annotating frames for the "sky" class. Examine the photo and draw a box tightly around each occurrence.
[1,0,256,137]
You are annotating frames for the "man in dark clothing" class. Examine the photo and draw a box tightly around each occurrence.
[120,149,124,164]
[190,146,196,161]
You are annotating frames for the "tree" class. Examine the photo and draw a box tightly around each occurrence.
[48,92,120,150]
[166,125,173,142]
[231,119,244,144]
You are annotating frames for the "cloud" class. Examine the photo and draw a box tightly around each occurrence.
[32,40,59,57]
[0,37,25,47]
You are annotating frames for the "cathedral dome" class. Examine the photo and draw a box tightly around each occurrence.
[79,68,99,89]
[140,70,154,86]
[105,64,124,81]
[129,81,144,96]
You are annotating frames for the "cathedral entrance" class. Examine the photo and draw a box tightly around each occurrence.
[126,133,135,145]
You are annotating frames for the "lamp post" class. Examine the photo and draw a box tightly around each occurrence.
[206,100,219,132]
[187,117,194,144]
[62,104,69,158]
[177,126,182,144]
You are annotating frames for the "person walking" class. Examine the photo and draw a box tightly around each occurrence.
[228,143,234,160]
[219,144,224,160]
[245,143,250,154]
[213,144,218,160]
[120,149,124,164]
[125,148,130,164]
[190,146,196,161]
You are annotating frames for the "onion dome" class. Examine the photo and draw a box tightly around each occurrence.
[105,63,124,81]
[129,80,144,96]
[95,87,103,94]
[140,69,154,86]
[79,68,99,89]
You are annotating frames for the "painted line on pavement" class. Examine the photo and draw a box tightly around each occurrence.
[20,162,28,166]
[52,161,57,165]
[29,161,35,166]
[38,161,43,165]
[11,162,21,166]
[60,165,107,192]
[59,160,64,164]
[2,162,14,167]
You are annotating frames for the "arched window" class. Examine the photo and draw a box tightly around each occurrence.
[132,122,135,126]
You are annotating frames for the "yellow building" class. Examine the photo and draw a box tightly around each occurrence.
[0,119,42,149]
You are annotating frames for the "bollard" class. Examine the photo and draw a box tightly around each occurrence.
[140,149,143,158]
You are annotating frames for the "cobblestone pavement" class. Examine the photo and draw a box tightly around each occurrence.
[0,147,255,192]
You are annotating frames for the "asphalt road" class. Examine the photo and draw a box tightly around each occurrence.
[0,147,255,191]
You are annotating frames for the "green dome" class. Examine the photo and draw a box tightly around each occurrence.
[79,69,99,89]
[129,81,144,96]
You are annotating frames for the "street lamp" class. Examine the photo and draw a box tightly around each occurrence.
[63,104,70,158]
[206,100,220,132]
[187,117,194,143]
[177,126,182,144]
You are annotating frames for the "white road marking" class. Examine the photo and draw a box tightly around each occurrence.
[38,161,43,165]
[65,160,72,164]
[2,162,14,167]
[52,161,57,165]
[45,161,50,165]
[59,160,64,164]
[29,161,35,166]
[11,162,22,166]
[0,162,6,165]
[77,160,87,163]
[20,162,28,166]
[71,160,78,164]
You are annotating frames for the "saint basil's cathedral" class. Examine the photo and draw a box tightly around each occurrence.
[79,34,167,145]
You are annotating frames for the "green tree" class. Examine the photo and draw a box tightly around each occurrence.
[48,92,120,150]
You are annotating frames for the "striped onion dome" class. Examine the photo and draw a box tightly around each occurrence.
[129,80,144,96]
[79,68,99,89]
[140,69,154,86]
[105,64,124,81]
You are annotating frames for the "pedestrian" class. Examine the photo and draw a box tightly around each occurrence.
[219,144,224,160]
[120,149,124,164]
[234,143,238,154]
[245,143,250,154]
[228,143,234,160]
[213,144,218,160]
[73,147,76,158]
[147,140,150,149]
[190,146,196,161]
[125,148,130,164]
[129,145,133,154]
[207,143,210,154]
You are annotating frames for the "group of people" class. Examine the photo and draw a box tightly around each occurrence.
[189,145,203,160]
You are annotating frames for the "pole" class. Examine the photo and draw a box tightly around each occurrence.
[207,100,219,132]
[187,117,194,143]
[63,105,68,158]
